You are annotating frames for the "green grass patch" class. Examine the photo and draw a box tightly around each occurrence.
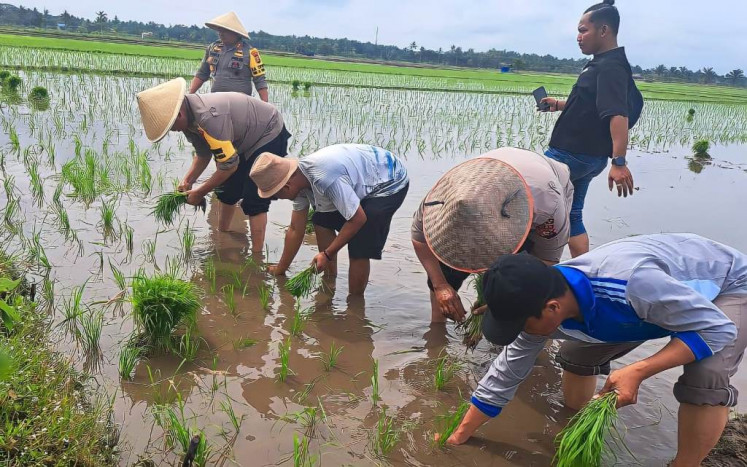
[0,286,118,464]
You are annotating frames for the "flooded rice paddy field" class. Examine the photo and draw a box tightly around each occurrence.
[1,70,746,466]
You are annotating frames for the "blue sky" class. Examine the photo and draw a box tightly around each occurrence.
[9,0,746,73]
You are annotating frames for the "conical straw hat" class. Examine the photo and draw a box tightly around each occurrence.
[423,157,534,273]
[205,12,250,39]
[136,77,187,143]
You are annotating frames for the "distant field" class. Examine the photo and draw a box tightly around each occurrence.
[2,33,746,104]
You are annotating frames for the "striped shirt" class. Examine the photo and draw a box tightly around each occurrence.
[472,233,747,417]
[292,144,409,220]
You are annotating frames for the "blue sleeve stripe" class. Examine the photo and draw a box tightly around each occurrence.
[471,396,503,418]
[672,331,713,361]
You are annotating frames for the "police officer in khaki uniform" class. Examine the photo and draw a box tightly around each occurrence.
[190,11,269,102]
[137,78,290,254]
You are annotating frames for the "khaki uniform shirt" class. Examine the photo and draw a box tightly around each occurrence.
[182,93,283,171]
[411,147,573,263]
[195,39,268,96]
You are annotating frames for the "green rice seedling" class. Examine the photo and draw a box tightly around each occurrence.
[180,221,195,259]
[27,230,51,271]
[371,358,381,406]
[435,400,470,448]
[293,377,320,404]
[78,309,104,355]
[7,126,19,155]
[118,343,141,380]
[257,282,271,310]
[554,392,629,467]
[204,257,217,294]
[371,407,401,457]
[28,163,44,206]
[222,284,237,316]
[143,238,157,264]
[320,341,343,371]
[231,271,243,289]
[41,277,55,312]
[456,273,485,350]
[3,197,20,233]
[292,433,317,467]
[177,327,200,362]
[285,266,322,298]
[434,352,462,391]
[151,192,206,226]
[131,272,201,350]
[4,75,21,92]
[3,174,15,199]
[53,203,72,240]
[61,279,88,336]
[290,303,312,337]
[219,399,244,433]
[123,223,134,260]
[233,337,257,350]
[109,259,127,292]
[277,337,293,383]
[98,196,119,242]
[51,181,64,208]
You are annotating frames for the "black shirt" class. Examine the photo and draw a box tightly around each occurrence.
[549,47,631,158]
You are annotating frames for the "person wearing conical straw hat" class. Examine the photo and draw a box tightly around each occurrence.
[136,77,291,254]
[190,12,270,103]
[411,147,574,324]
[250,144,409,295]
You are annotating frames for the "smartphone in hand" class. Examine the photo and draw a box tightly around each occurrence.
[533,86,551,111]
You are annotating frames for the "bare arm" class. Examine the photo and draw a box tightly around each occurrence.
[189,77,205,94]
[607,115,634,197]
[600,338,695,407]
[311,207,367,271]
[413,239,466,322]
[257,87,269,102]
[179,155,211,191]
[270,209,308,275]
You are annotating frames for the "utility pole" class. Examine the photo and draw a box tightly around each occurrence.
[375,27,378,46]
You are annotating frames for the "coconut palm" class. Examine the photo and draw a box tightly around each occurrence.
[95,11,107,33]
[725,69,744,86]
[701,67,718,84]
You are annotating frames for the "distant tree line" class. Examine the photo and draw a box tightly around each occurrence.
[0,3,744,87]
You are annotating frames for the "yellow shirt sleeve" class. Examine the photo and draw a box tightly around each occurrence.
[249,48,266,78]
[198,128,237,164]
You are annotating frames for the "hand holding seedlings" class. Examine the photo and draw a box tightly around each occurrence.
[433,284,466,323]
[598,365,644,407]
[311,251,331,274]
[185,189,206,207]
[267,264,286,276]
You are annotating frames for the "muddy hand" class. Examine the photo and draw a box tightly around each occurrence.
[434,284,466,323]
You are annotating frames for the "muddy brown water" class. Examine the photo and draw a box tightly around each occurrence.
[0,73,746,466]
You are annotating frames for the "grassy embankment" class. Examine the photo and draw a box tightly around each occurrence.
[2,33,747,104]
[0,255,118,465]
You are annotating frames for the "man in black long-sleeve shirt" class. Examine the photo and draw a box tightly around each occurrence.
[541,0,636,257]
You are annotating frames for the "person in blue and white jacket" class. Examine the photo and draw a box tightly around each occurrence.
[444,233,747,466]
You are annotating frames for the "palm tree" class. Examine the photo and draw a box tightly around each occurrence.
[654,64,668,77]
[701,67,718,84]
[725,69,744,86]
[95,11,107,33]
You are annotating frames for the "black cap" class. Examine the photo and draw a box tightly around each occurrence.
[481,254,565,346]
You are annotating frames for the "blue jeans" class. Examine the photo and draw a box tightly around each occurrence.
[545,147,609,237]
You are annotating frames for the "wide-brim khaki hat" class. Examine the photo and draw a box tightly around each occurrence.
[423,157,534,273]
[205,12,250,39]
[136,77,187,143]
[250,152,299,198]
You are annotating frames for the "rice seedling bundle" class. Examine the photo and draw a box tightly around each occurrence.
[131,272,201,349]
[554,392,626,467]
[285,266,322,298]
[456,273,485,350]
[151,191,206,226]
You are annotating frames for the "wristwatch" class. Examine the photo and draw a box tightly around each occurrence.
[611,156,627,167]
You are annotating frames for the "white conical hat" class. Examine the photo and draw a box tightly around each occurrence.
[136,77,187,143]
[205,12,250,39]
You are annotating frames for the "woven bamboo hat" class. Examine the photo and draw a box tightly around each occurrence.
[205,12,250,39]
[136,77,187,143]
[250,153,299,198]
[423,157,534,273]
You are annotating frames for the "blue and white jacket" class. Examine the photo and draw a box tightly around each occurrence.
[472,233,747,418]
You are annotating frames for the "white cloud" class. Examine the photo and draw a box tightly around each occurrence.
[7,0,746,73]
